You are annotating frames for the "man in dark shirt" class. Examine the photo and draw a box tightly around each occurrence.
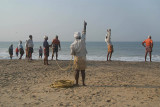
[43,36,50,65]
[9,44,13,59]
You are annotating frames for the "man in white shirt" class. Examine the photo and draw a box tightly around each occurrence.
[105,29,113,61]
[26,35,34,60]
[70,21,87,86]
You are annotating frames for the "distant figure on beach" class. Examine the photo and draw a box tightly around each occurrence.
[43,36,51,65]
[26,35,34,60]
[105,29,114,61]
[15,47,19,57]
[142,35,153,62]
[70,21,87,86]
[51,35,61,60]
[9,44,13,59]
[25,40,28,58]
[18,41,24,59]
[39,46,43,58]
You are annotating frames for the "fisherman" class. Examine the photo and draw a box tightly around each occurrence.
[105,29,114,61]
[142,35,153,62]
[26,35,34,60]
[9,44,13,59]
[70,21,87,86]
[43,36,51,65]
[39,46,43,59]
[51,35,61,60]
[25,40,28,58]
[15,47,19,57]
[18,41,24,59]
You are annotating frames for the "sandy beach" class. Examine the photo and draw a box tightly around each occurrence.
[0,60,160,107]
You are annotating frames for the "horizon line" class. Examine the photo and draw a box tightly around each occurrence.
[0,41,160,42]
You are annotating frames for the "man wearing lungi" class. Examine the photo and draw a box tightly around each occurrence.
[70,21,87,86]
[105,29,114,61]
[51,35,61,60]
[142,35,153,62]
[26,35,34,60]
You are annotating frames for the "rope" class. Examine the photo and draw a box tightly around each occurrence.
[50,56,75,88]
[55,56,74,71]
[50,80,74,88]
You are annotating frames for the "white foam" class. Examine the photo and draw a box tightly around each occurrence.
[0,42,160,62]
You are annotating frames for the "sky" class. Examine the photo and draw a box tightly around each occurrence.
[0,0,160,42]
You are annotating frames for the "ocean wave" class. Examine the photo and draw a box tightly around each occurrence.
[1,49,160,62]
[0,42,160,62]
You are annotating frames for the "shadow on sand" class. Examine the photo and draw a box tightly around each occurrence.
[86,85,160,89]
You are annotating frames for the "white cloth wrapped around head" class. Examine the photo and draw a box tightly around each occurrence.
[74,32,81,39]
[44,35,48,40]
[70,32,87,56]
[148,35,151,39]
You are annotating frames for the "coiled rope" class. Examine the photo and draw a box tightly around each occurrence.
[50,80,74,88]
[50,56,75,88]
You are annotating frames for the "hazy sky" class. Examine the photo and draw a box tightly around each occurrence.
[0,0,160,42]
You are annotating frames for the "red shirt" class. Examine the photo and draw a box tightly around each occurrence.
[16,48,19,52]
[142,38,153,47]
[52,39,60,45]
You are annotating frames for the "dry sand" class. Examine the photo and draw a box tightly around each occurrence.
[0,59,160,107]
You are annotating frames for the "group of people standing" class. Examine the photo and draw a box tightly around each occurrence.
[9,35,34,60]
[9,41,25,59]
[42,21,87,86]
[8,35,61,62]
[43,35,61,65]
[8,21,154,86]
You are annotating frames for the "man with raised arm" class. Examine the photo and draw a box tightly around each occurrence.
[70,21,87,86]
[142,35,153,62]
[105,29,114,61]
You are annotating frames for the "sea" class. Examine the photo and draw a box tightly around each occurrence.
[0,41,160,62]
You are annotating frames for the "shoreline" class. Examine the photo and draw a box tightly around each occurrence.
[0,59,160,62]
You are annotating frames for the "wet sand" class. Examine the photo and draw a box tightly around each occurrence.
[0,60,160,107]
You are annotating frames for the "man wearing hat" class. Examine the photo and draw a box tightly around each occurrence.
[70,21,87,86]
[26,35,34,60]
[142,35,153,62]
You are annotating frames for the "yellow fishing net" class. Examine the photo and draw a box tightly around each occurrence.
[50,80,74,88]
[50,57,74,88]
